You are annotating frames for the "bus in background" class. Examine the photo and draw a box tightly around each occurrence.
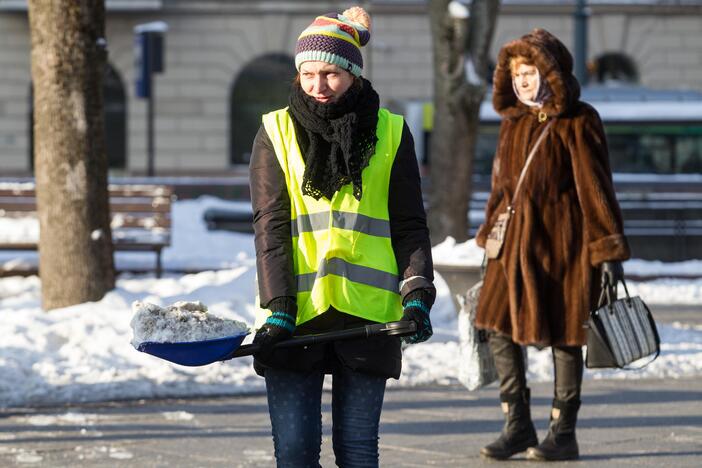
[398,87,702,261]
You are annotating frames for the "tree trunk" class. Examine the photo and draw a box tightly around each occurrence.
[428,0,500,244]
[28,1,115,310]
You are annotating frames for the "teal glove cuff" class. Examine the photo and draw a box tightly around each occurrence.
[265,311,296,333]
[404,299,429,315]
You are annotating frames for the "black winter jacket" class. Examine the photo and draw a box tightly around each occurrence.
[249,113,434,378]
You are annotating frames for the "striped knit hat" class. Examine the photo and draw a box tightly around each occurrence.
[295,6,371,77]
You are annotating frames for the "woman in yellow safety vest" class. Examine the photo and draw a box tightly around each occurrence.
[248,6,435,467]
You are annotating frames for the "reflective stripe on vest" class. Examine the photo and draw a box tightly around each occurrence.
[261,107,404,326]
[296,257,400,294]
[291,211,392,238]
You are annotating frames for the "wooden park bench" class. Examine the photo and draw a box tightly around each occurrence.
[0,183,174,277]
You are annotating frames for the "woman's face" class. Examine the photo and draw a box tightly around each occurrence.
[513,63,539,102]
[299,61,355,104]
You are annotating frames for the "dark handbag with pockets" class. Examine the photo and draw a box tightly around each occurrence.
[585,279,660,369]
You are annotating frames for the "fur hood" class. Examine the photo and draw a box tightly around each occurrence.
[493,28,581,118]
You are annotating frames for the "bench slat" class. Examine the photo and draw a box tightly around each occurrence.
[0,191,171,195]
[0,197,172,205]
[0,202,172,214]
[111,214,171,229]
[0,212,170,229]
[0,241,170,250]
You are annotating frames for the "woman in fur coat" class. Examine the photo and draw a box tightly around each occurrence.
[474,29,630,461]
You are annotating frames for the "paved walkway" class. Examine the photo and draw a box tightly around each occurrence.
[0,378,700,467]
[0,305,699,467]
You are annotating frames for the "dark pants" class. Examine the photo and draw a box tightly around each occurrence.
[264,366,387,468]
[488,332,583,401]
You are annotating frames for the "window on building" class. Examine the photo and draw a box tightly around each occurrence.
[29,63,127,170]
[229,53,296,165]
[589,52,639,85]
[677,135,702,173]
[603,124,702,174]
[103,65,127,169]
[486,59,496,85]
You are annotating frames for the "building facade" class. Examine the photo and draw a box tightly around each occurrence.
[1,0,701,175]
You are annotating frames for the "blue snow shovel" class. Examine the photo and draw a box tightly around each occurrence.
[136,320,417,367]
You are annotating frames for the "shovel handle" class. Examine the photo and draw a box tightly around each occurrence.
[224,320,417,360]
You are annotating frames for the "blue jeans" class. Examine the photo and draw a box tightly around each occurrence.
[264,366,387,468]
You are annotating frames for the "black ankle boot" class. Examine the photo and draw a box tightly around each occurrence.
[526,399,581,461]
[481,389,538,460]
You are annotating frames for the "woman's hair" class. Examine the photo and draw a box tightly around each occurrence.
[509,55,534,75]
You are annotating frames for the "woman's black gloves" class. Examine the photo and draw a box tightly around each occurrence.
[254,289,437,353]
[600,261,624,299]
[600,261,624,287]
[253,296,297,360]
[401,289,434,344]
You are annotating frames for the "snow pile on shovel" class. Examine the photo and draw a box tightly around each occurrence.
[130,301,249,346]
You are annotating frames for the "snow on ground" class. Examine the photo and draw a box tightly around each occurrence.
[0,197,701,408]
[432,236,702,280]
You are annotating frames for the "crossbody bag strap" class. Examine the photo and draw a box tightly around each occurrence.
[510,120,554,208]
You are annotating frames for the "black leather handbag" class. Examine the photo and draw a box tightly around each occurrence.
[585,279,660,369]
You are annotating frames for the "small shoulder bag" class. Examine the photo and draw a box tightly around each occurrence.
[485,120,553,259]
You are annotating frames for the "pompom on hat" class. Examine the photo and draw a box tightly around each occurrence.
[295,6,371,77]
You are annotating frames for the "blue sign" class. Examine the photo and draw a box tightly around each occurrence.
[134,22,167,99]
[134,32,151,98]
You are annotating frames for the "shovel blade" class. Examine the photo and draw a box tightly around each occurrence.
[136,332,249,366]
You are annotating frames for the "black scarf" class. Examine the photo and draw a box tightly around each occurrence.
[288,77,380,201]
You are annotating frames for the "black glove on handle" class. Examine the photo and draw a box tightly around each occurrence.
[253,296,297,361]
[601,261,624,287]
[600,261,624,299]
[401,289,434,344]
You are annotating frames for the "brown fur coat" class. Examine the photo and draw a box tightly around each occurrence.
[474,29,630,347]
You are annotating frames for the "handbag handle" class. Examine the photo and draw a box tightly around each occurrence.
[597,276,633,310]
[509,120,554,211]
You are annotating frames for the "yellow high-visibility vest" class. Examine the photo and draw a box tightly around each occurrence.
[260,107,404,326]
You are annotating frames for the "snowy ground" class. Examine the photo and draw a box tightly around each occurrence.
[0,197,701,408]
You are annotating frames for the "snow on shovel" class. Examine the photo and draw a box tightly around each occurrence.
[130,301,416,367]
